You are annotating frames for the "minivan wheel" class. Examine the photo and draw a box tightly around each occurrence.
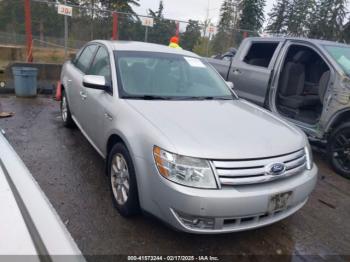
[328,123,350,179]
[108,143,140,217]
[61,90,75,128]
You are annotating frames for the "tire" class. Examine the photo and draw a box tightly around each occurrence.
[60,90,75,128]
[108,143,140,217]
[327,123,350,179]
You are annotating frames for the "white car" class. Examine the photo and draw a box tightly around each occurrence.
[0,129,84,260]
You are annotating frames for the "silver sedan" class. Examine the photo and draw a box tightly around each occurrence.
[59,41,317,233]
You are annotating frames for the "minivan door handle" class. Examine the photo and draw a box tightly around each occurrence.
[79,91,87,100]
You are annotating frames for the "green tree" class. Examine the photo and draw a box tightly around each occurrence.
[0,1,24,37]
[239,0,266,32]
[308,0,348,40]
[343,21,350,43]
[100,0,140,14]
[211,0,236,54]
[287,0,315,36]
[193,37,213,56]
[147,1,176,45]
[181,20,201,51]
[266,0,289,35]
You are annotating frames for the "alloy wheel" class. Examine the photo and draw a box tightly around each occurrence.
[331,130,350,172]
[61,95,68,122]
[111,154,130,205]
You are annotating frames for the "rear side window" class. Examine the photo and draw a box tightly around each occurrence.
[243,42,279,68]
[75,45,98,73]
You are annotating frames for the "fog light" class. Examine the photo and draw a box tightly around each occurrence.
[174,210,215,230]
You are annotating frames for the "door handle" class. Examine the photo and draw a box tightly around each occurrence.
[104,112,113,121]
[66,79,72,87]
[79,91,87,100]
[232,68,241,75]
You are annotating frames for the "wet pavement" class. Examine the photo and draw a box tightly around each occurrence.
[0,95,349,258]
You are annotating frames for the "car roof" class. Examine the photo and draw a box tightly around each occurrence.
[92,40,200,57]
[247,37,350,48]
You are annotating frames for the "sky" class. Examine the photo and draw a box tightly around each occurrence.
[134,0,275,25]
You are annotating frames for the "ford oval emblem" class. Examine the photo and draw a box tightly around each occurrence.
[266,163,286,176]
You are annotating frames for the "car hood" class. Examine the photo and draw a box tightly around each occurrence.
[126,99,305,159]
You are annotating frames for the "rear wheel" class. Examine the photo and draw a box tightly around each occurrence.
[108,143,140,217]
[328,123,350,179]
[61,90,75,128]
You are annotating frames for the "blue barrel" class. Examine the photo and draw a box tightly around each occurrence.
[12,67,38,97]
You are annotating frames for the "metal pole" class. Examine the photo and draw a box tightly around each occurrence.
[145,27,148,42]
[24,0,33,62]
[176,22,179,37]
[206,32,211,57]
[64,0,68,59]
[91,0,94,40]
[112,12,118,40]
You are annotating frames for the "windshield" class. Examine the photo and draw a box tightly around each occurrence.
[324,45,350,76]
[115,51,236,100]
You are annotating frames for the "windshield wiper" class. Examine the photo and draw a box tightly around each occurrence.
[123,95,235,101]
[176,96,233,101]
[122,95,172,100]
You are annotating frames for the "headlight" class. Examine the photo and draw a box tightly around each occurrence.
[153,146,217,189]
[304,141,314,170]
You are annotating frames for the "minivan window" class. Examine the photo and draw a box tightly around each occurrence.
[243,42,279,68]
[324,45,350,76]
[76,45,98,73]
[88,47,111,81]
[115,51,236,100]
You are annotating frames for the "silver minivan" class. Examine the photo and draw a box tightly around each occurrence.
[58,41,317,234]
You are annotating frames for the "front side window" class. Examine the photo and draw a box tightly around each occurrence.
[76,45,98,73]
[324,45,350,76]
[88,47,111,82]
[115,51,235,100]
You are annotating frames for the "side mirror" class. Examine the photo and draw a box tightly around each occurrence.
[83,75,108,90]
[226,81,234,89]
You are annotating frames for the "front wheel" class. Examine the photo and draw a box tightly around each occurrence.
[108,143,140,217]
[327,123,350,179]
[60,90,75,128]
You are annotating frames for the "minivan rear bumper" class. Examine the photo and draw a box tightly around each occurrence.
[137,157,318,234]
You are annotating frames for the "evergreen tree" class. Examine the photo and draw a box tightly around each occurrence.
[287,0,315,36]
[239,0,266,32]
[193,37,213,56]
[211,0,236,54]
[326,0,348,40]
[218,0,236,34]
[148,1,176,45]
[99,0,140,14]
[266,0,289,35]
[181,20,202,51]
[343,21,350,43]
[308,0,348,40]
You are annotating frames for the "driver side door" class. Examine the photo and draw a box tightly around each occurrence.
[79,45,113,154]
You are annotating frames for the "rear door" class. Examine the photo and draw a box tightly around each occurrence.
[229,39,281,106]
[68,44,98,128]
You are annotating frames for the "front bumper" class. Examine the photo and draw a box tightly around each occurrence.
[135,157,318,234]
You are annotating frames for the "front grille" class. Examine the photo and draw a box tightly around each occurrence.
[212,149,306,186]
[222,205,293,229]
